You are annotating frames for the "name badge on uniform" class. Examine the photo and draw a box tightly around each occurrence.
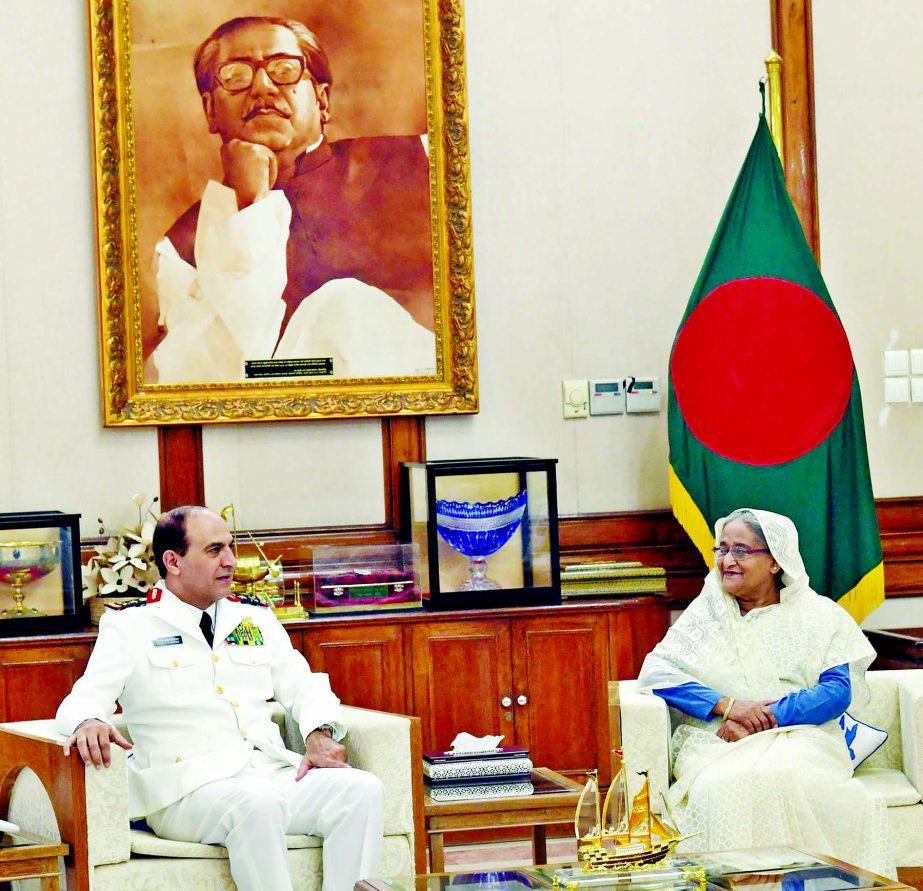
[152,635,183,647]
[225,618,264,646]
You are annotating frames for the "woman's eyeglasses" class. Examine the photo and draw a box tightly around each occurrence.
[713,545,770,560]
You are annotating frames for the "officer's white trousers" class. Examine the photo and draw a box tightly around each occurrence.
[147,752,384,891]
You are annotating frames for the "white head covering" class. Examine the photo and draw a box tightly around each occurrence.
[638,507,875,710]
[718,507,805,590]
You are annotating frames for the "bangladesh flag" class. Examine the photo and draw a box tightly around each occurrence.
[668,115,883,622]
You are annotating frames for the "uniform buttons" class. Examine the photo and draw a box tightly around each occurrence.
[212,654,219,663]
[216,685,224,695]
[175,756,183,763]
[241,729,248,737]
[231,700,239,708]
[171,660,179,668]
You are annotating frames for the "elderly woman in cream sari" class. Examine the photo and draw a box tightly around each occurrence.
[638,508,893,876]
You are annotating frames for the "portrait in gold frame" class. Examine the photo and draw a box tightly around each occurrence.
[88,0,477,425]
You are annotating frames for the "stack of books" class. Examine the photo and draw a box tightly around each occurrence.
[423,745,534,802]
[560,561,667,600]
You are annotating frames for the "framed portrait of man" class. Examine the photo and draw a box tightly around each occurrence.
[88,0,477,425]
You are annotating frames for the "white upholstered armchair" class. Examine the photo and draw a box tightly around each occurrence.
[0,705,424,891]
[617,669,923,867]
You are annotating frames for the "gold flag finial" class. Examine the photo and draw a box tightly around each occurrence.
[764,51,784,163]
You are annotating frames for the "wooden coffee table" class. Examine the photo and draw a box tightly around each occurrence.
[423,766,582,873]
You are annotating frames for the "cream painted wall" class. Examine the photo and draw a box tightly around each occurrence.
[0,0,921,635]
[813,0,923,629]
[426,0,773,515]
[814,0,923,500]
[0,1,158,538]
[203,420,385,529]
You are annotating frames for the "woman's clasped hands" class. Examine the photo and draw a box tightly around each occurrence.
[715,698,777,741]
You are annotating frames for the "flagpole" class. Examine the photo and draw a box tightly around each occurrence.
[764,51,784,163]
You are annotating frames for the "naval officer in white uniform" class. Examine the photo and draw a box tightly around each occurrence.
[56,505,383,891]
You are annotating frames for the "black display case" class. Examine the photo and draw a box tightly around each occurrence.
[399,458,560,610]
[0,511,87,636]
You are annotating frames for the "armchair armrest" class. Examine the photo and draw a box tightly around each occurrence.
[343,707,423,835]
[0,719,131,891]
[898,669,923,794]
[617,681,671,812]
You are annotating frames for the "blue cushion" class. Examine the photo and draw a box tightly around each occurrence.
[838,711,888,768]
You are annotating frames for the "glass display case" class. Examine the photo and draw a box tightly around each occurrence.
[399,458,560,610]
[310,543,423,615]
[0,511,87,635]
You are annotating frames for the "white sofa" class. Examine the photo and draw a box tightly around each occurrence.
[0,705,424,891]
[617,669,923,867]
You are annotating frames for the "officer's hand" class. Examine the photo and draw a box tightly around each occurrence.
[220,139,278,209]
[295,729,348,780]
[64,719,132,769]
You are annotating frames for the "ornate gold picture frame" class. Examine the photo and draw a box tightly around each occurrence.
[88,0,477,425]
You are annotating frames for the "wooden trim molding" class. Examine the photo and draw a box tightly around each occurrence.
[102,496,923,608]
[770,0,820,258]
[157,425,204,510]
[382,417,427,529]
[561,497,923,606]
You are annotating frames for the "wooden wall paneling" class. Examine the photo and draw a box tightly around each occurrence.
[302,623,406,714]
[560,512,705,607]
[382,417,426,529]
[157,425,205,510]
[511,615,611,783]
[410,619,512,752]
[0,644,91,722]
[770,0,819,258]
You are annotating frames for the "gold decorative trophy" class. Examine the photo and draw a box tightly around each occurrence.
[220,505,305,619]
[0,540,61,618]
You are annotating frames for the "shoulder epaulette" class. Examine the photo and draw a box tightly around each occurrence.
[105,597,148,611]
[227,594,270,608]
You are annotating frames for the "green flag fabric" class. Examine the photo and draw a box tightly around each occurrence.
[668,115,883,622]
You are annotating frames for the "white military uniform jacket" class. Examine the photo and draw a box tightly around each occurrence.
[56,584,344,818]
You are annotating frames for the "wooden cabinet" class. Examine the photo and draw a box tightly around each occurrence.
[0,637,93,722]
[410,619,512,751]
[302,623,408,714]
[511,615,610,781]
[410,614,612,782]
[0,598,669,780]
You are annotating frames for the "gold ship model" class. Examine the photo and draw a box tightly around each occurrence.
[575,752,696,871]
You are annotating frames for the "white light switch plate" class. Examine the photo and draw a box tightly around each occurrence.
[885,377,911,403]
[884,349,910,376]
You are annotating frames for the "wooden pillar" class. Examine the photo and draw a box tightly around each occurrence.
[770,0,820,259]
[382,417,426,529]
[157,426,205,510]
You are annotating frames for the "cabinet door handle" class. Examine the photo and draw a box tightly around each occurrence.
[501,696,512,707]
[516,694,528,706]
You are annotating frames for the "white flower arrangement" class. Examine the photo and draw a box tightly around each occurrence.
[83,494,161,601]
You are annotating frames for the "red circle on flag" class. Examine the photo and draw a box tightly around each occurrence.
[671,277,853,466]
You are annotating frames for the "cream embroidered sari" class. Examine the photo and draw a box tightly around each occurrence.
[638,509,893,876]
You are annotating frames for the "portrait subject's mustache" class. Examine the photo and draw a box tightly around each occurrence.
[244,104,291,121]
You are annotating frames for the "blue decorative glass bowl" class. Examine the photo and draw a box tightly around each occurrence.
[435,491,528,590]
